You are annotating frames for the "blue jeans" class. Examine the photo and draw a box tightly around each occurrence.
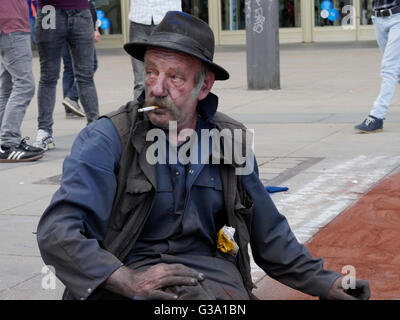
[370,13,400,120]
[36,9,99,135]
[30,17,37,45]
[0,32,35,148]
[62,42,98,107]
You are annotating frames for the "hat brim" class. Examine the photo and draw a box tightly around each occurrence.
[124,41,230,81]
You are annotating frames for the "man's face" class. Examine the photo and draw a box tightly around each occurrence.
[143,47,208,130]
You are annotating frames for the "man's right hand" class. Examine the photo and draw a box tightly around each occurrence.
[94,30,101,43]
[103,263,205,300]
[324,277,370,300]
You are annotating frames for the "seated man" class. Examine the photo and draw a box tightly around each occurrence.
[36,11,370,300]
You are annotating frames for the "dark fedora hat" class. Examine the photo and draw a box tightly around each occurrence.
[124,11,229,81]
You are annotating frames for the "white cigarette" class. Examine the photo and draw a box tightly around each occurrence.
[138,106,159,112]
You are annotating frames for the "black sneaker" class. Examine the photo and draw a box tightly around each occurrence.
[0,141,44,163]
[20,137,45,154]
[354,115,383,133]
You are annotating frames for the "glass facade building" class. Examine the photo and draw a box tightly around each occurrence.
[96,0,376,48]
[220,0,302,30]
[97,0,123,35]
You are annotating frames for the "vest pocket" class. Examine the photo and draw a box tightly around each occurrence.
[125,178,153,193]
[111,178,153,231]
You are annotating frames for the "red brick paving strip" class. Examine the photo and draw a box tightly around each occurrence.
[254,172,400,300]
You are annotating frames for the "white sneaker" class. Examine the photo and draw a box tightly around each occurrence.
[33,129,55,151]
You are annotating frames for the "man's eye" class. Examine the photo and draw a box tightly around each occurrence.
[171,75,183,83]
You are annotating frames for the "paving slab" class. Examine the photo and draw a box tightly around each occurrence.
[255,172,400,300]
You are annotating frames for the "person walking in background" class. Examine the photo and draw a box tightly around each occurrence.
[355,0,400,133]
[62,0,100,119]
[0,0,44,163]
[128,0,182,101]
[33,0,99,151]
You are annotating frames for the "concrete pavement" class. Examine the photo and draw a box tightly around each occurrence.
[1,41,400,299]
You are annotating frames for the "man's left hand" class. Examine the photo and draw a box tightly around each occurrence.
[324,277,370,300]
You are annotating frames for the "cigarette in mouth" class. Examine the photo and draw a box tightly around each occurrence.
[138,106,159,112]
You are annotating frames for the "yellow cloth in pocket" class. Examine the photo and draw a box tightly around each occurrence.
[217,225,239,256]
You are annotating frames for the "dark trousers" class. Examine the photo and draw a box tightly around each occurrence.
[63,254,251,300]
[36,9,99,135]
[62,42,98,110]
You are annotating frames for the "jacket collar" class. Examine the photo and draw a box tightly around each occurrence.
[196,92,219,123]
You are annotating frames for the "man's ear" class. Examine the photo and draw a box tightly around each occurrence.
[198,71,215,101]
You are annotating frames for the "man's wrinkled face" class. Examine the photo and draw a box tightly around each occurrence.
[143,47,204,130]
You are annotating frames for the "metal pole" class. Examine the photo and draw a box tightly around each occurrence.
[246,0,280,90]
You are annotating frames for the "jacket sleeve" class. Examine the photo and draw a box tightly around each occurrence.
[242,158,341,298]
[36,118,123,300]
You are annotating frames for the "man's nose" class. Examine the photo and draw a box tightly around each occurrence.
[150,74,168,97]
